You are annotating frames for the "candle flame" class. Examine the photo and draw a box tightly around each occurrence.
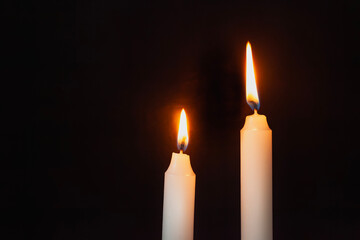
[177,109,189,152]
[246,42,260,111]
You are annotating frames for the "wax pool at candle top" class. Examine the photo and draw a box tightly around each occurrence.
[166,152,195,176]
[242,112,270,131]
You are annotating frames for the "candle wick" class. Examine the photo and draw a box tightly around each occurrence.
[180,150,183,154]
[254,109,258,115]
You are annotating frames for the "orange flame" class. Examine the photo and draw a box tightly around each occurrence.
[246,42,260,111]
[177,109,189,152]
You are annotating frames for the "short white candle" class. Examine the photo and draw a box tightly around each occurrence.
[241,42,272,240]
[162,109,196,240]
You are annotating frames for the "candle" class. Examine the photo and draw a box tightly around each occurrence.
[241,42,272,240]
[162,109,196,240]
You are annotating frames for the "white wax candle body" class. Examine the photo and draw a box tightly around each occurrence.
[241,113,272,240]
[162,152,196,240]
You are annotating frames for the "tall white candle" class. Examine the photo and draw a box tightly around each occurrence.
[241,42,272,240]
[162,109,196,240]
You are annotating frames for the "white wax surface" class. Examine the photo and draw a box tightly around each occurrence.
[162,152,196,240]
[241,113,272,240]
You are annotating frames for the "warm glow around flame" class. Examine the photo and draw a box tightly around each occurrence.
[177,108,189,152]
[246,42,260,111]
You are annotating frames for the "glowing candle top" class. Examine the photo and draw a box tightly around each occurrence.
[177,109,189,152]
[246,42,260,111]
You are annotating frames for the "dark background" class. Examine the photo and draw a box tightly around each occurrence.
[1,0,359,239]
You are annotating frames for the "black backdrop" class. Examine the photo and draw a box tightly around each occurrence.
[1,0,359,239]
